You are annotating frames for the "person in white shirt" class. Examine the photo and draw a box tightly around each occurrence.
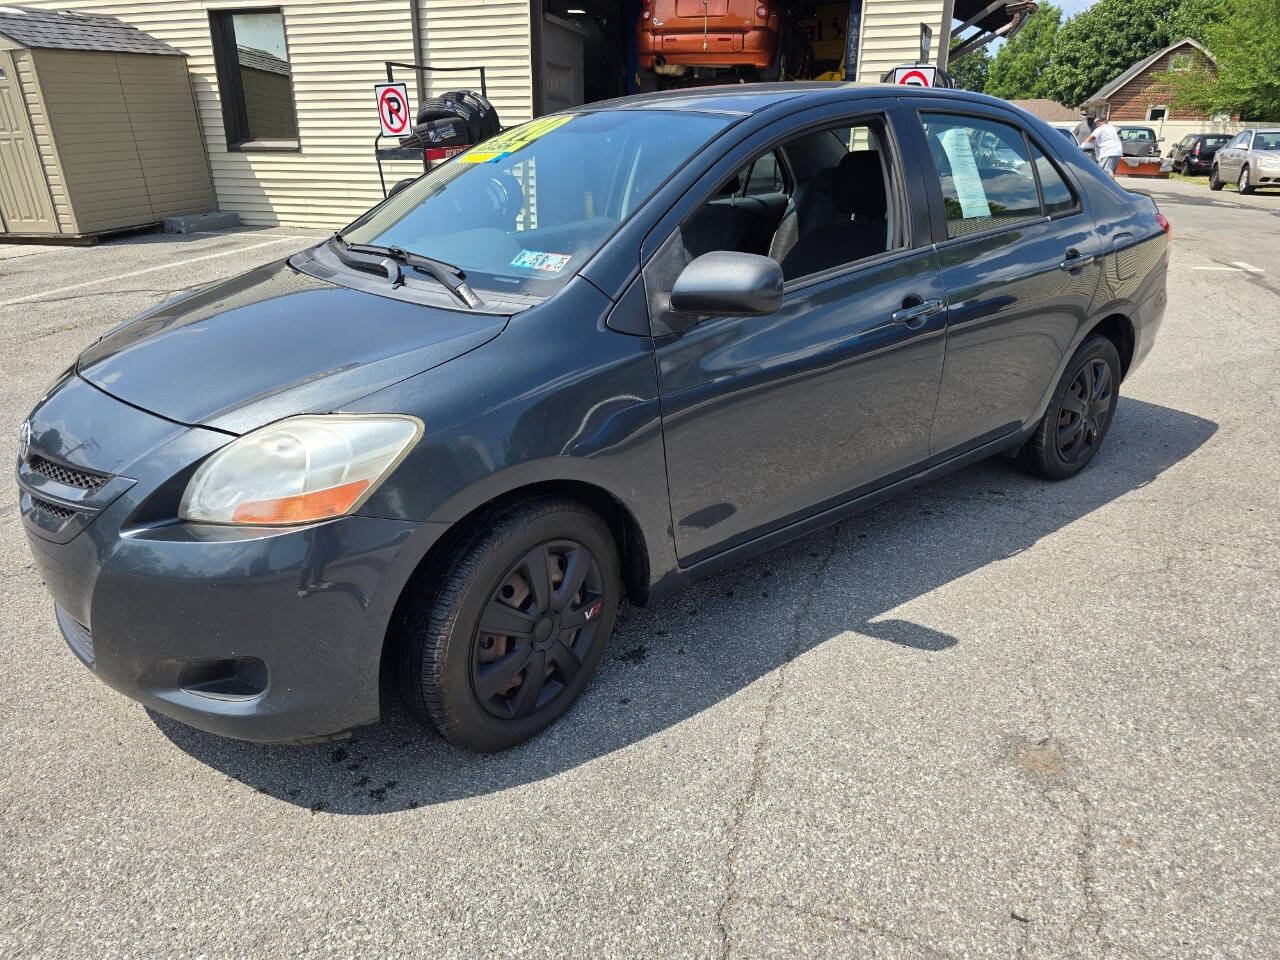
[1085,118,1124,177]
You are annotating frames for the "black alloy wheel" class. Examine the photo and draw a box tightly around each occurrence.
[398,497,620,752]
[1020,334,1121,481]
[471,540,606,721]
[1055,358,1113,464]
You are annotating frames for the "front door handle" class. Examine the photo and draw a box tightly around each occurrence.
[1059,248,1096,271]
[891,297,944,327]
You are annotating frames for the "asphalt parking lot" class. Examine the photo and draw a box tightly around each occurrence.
[2,177,1277,959]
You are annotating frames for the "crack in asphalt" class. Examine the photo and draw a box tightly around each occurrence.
[736,894,959,960]
[1026,667,1110,956]
[716,527,840,960]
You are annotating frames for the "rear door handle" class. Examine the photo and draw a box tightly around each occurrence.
[1059,249,1096,271]
[892,297,944,326]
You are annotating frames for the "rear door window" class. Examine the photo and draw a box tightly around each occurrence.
[920,113,1042,239]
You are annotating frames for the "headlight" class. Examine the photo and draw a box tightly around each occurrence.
[179,414,422,525]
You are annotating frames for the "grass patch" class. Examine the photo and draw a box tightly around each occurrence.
[1168,170,1237,191]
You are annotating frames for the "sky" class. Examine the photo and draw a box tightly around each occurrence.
[987,0,1096,52]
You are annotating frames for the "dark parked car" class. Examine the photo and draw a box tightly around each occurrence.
[17,84,1169,752]
[1168,132,1231,174]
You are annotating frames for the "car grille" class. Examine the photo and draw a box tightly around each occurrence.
[55,606,95,665]
[31,496,76,521]
[27,453,110,490]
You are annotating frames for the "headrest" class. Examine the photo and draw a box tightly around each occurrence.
[834,150,887,220]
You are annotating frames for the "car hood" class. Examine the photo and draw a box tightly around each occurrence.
[1254,149,1280,161]
[77,258,507,434]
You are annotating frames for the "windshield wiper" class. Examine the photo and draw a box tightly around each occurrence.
[327,234,482,309]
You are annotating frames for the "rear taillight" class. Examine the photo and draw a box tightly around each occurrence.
[757,4,770,16]
[1193,144,1200,156]
[1155,212,1171,266]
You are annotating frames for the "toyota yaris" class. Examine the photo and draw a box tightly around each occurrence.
[18,84,1168,751]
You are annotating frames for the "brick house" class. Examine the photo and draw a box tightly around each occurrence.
[1083,37,1241,146]
[1084,38,1233,123]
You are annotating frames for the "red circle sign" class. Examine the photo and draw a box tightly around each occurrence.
[897,69,931,87]
[378,86,409,136]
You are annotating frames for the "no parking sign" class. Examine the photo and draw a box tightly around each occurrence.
[893,65,936,87]
[375,82,410,137]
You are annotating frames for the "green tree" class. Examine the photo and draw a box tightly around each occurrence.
[984,4,1062,100]
[1163,0,1280,119]
[946,40,991,93]
[1044,0,1183,106]
[1169,0,1229,44]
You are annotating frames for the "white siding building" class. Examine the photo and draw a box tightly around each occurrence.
[15,0,1023,230]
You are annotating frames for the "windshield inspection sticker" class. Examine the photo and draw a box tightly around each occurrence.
[461,114,573,164]
[511,249,572,273]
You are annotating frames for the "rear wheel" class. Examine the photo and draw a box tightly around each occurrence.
[1020,335,1121,481]
[399,498,620,752]
[1209,166,1223,190]
[1238,165,1254,194]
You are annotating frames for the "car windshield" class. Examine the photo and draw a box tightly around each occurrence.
[1120,128,1155,141]
[341,109,734,298]
[1254,132,1280,150]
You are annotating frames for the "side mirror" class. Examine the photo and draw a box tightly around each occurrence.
[669,251,783,318]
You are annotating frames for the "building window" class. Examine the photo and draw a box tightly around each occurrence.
[209,9,299,150]
[1147,105,1168,121]
[1170,51,1193,72]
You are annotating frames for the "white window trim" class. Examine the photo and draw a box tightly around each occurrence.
[1147,105,1168,121]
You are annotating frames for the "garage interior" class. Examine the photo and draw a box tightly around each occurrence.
[528,0,1036,116]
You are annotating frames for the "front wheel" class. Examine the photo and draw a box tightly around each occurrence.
[399,498,620,752]
[1238,166,1254,194]
[1019,335,1121,481]
[1209,166,1223,190]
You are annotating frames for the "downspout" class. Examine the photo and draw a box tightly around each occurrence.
[937,0,955,69]
[408,0,424,102]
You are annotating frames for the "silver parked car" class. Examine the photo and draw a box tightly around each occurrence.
[1210,128,1280,194]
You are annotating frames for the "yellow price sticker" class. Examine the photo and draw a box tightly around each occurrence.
[459,114,574,164]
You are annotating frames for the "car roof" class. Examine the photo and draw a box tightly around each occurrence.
[574,82,1022,117]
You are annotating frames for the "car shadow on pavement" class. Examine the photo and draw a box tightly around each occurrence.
[151,396,1216,814]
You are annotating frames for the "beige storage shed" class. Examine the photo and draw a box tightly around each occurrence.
[0,6,214,241]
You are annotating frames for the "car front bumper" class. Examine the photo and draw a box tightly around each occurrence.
[19,374,443,744]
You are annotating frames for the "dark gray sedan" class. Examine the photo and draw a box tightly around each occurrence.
[17,83,1169,751]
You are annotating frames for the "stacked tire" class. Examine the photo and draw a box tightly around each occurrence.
[399,90,500,150]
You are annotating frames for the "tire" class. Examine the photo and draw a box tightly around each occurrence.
[400,115,471,149]
[1019,335,1122,481]
[399,497,620,752]
[1209,166,1223,190]
[1238,165,1254,194]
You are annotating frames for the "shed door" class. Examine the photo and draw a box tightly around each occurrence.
[0,51,57,235]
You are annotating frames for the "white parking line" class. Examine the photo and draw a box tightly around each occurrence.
[1231,261,1264,274]
[0,235,314,308]
[1189,266,1244,272]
